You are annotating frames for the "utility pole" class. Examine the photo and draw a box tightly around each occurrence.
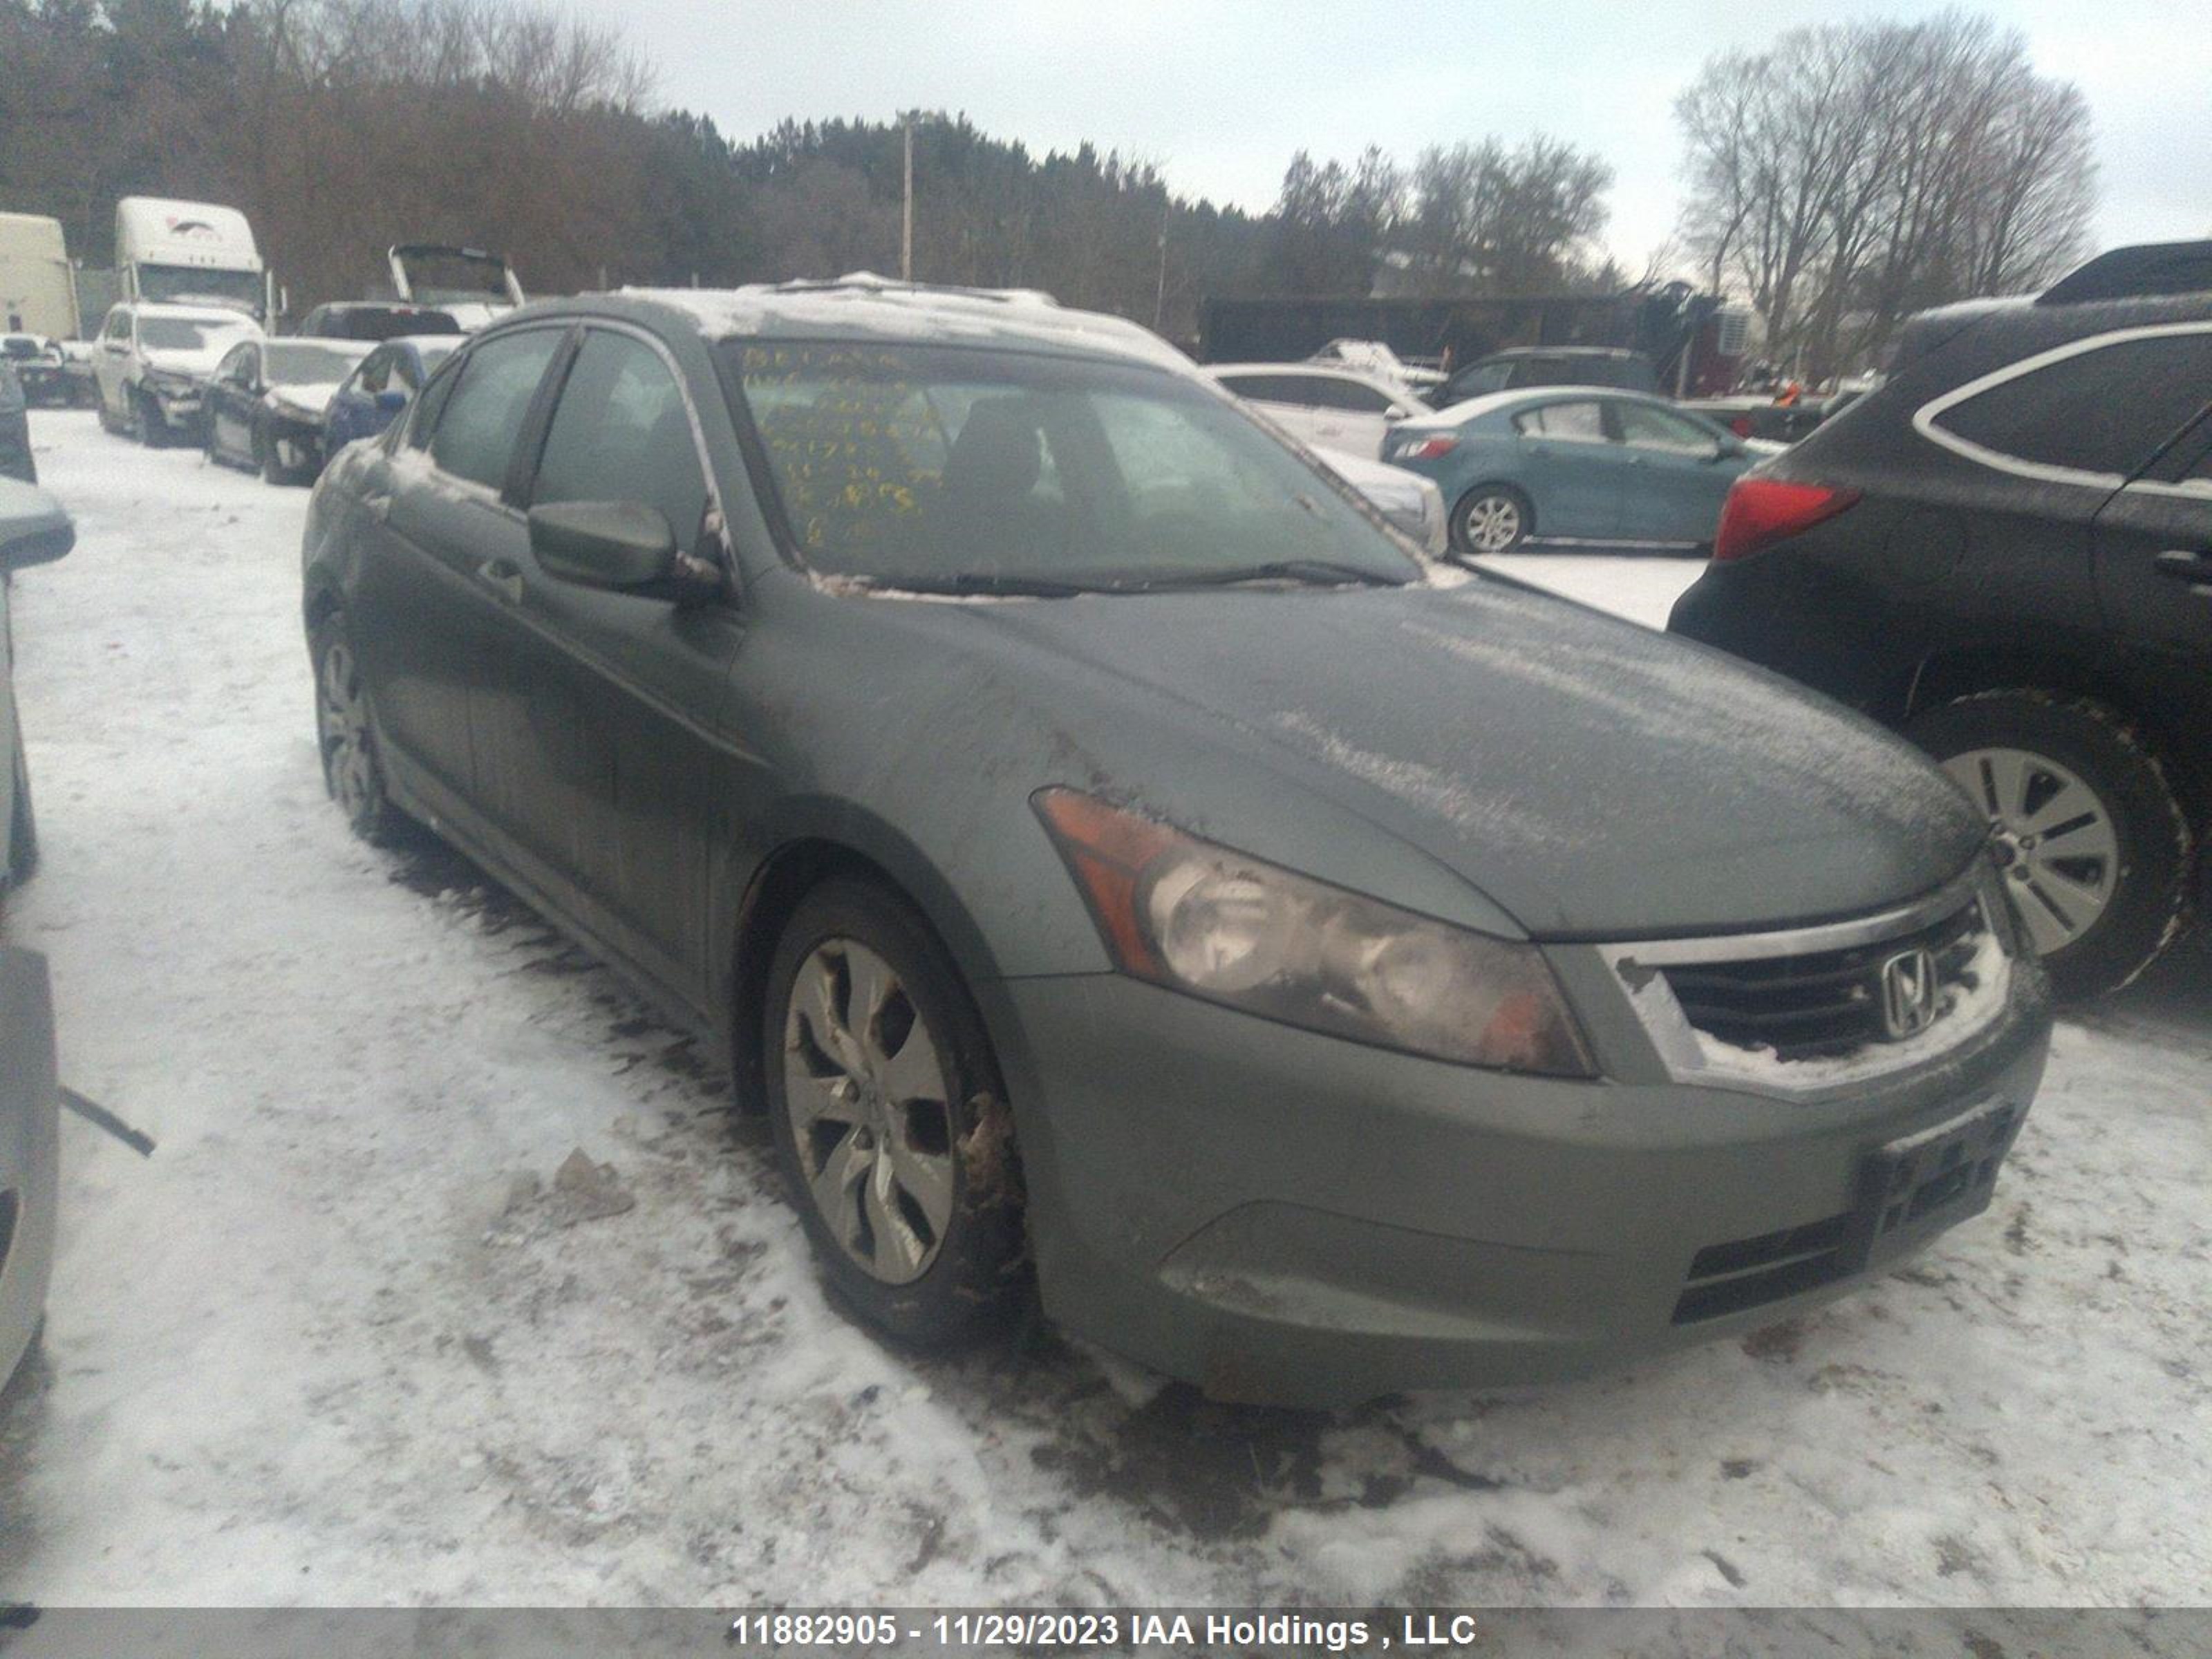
[901,118,915,282]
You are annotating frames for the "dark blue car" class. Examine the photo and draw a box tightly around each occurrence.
[321,334,460,458]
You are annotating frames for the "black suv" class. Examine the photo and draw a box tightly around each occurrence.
[1671,241,2212,1000]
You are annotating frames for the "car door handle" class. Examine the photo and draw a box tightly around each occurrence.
[2153,549,2212,586]
[477,559,524,604]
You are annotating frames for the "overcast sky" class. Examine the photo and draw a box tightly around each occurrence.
[589,1,2209,271]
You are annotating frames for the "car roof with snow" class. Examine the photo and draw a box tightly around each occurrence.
[1397,383,1682,429]
[122,300,263,326]
[509,274,1195,373]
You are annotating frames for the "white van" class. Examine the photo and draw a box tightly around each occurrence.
[0,214,79,341]
[114,197,269,323]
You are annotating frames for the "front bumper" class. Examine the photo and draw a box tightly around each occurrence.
[143,381,204,430]
[0,948,61,1388]
[988,952,2050,1408]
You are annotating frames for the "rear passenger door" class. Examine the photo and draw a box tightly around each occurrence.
[2094,405,2212,666]
[1510,397,1627,539]
[352,324,566,810]
[496,324,746,1000]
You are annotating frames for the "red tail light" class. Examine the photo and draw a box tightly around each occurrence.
[1400,435,1459,460]
[1729,415,1754,438]
[1712,478,1861,562]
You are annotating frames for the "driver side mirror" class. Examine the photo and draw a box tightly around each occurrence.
[528,500,718,602]
[1709,434,1745,462]
[373,389,408,413]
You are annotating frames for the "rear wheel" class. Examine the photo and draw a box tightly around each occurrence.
[311,612,402,844]
[1909,690,2193,999]
[1451,485,1531,554]
[763,878,1027,1347]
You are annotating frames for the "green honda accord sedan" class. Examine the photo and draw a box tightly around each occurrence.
[300,278,2052,1407]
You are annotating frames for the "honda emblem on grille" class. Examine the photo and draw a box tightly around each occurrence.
[1878,947,1940,1040]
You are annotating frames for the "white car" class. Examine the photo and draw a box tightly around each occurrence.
[91,301,263,447]
[1203,362,1431,458]
[1311,446,1447,555]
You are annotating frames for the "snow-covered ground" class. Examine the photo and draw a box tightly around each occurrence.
[2,411,2207,1608]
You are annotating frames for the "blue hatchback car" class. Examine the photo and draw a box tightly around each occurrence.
[1384,386,1779,556]
[320,334,462,458]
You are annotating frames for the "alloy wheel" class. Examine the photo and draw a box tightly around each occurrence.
[1942,745,2119,956]
[1461,493,1523,552]
[317,637,377,820]
[782,939,957,1286]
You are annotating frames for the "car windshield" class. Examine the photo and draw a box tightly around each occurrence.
[265,342,365,385]
[138,317,250,352]
[137,264,263,311]
[728,340,1421,592]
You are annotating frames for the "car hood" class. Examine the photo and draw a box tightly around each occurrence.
[899,575,1985,939]
[142,346,236,379]
[267,381,345,415]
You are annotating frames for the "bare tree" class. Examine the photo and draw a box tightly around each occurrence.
[1676,10,2094,379]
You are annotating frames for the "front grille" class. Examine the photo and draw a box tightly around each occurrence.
[1672,1212,1855,1324]
[1662,901,1986,1062]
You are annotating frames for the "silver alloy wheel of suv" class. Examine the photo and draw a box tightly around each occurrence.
[1940,746,2119,956]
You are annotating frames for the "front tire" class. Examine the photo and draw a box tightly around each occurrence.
[134,388,167,448]
[763,877,1027,1347]
[1451,485,1531,555]
[1909,690,2193,1000]
[310,613,403,845]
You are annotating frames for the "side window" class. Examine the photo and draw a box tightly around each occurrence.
[427,328,563,489]
[532,330,711,552]
[1215,374,1279,401]
[1515,400,1604,440]
[1931,332,2212,478]
[1614,402,1718,454]
[1304,377,1398,414]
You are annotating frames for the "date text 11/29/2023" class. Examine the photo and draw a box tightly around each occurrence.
[724,1611,1490,1651]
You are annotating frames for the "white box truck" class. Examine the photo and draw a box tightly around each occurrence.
[114,196,272,324]
[0,213,79,340]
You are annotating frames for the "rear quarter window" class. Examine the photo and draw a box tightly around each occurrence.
[1926,329,2212,480]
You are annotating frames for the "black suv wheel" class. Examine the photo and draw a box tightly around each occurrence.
[1909,691,2193,998]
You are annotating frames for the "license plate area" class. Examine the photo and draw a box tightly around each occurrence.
[1853,1098,2022,1263]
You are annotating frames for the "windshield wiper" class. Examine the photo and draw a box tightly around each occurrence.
[1125,559,1409,590]
[858,572,1102,598]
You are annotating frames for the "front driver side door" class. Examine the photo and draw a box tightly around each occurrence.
[490,324,748,1004]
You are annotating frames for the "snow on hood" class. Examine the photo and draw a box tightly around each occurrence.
[266,380,344,415]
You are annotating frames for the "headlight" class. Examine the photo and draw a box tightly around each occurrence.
[1034,788,1595,1076]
